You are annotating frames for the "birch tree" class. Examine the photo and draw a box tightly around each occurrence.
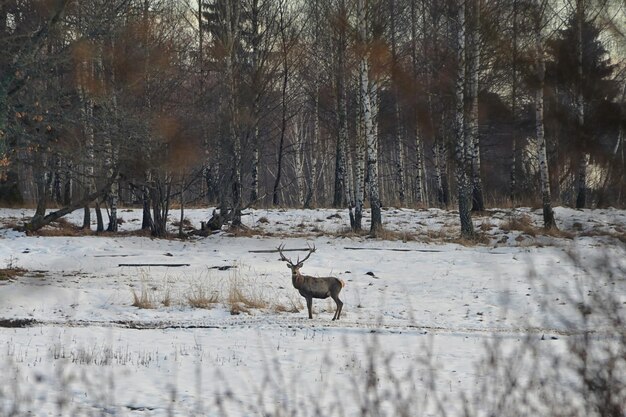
[358,0,382,235]
[333,0,349,208]
[453,0,474,237]
[410,0,426,205]
[532,0,557,229]
[467,0,484,211]
[390,0,406,205]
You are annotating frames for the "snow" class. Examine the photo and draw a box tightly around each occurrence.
[0,206,624,415]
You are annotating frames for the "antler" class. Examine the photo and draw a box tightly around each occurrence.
[297,243,316,265]
[277,244,293,265]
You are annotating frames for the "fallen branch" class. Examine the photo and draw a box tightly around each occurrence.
[343,247,442,253]
[208,265,236,271]
[248,248,314,253]
[118,263,190,267]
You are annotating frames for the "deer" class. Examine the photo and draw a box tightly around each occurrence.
[278,244,345,320]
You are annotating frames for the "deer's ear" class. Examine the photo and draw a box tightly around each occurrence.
[297,262,304,268]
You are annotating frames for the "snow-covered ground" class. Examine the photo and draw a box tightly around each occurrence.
[0,206,624,416]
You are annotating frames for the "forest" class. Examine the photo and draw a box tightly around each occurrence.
[0,0,624,237]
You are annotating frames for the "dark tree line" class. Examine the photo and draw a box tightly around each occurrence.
[0,0,624,236]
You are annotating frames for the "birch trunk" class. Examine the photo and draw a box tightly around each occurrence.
[305,87,319,208]
[333,1,348,208]
[354,70,366,231]
[225,0,242,224]
[334,86,348,208]
[454,0,474,237]
[78,58,94,229]
[390,0,405,205]
[534,9,557,229]
[293,117,306,207]
[358,0,381,235]
[411,0,425,205]
[509,0,519,202]
[273,4,290,207]
[249,0,261,204]
[575,0,587,208]
[105,38,118,233]
[468,0,484,211]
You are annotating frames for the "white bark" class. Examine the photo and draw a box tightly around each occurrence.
[358,0,381,234]
[292,115,306,207]
[390,0,405,205]
[575,0,588,208]
[354,73,366,229]
[534,5,556,229]
[306,88,319,208]
[454,0,474,237]
[468,0,483,211]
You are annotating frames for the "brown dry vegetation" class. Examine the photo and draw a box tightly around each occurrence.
[131,288,156,309]
[186,283,219,309]
[0,267,27,281]
[501,214,537,236]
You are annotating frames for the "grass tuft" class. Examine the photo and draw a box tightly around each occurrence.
[226,272,270,315]
[186,283,219,309]
[131,287,156,309]
[0,267,27,281]
[501,214,537,236]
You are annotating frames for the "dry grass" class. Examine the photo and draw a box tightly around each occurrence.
[226,225,267,238]
[172,218,192,229]
[186,282,219,309]
[273,295,303,313]
[450,232,491,246]
[226,273,270,315]
[0,267,27,281]
[131,287,156,309]
[34,218,89,237]
[501,214,537,236]
[161,289,173,307]
[375,228,417,242]
[332,227,368,238]
[479,220,496,232]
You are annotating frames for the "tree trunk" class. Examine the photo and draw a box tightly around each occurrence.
[354,70,366,231]
[95,200,104,232]
[454,0,474,238]
[468,0,484,212]
[534,10,557,229]
[333,5,348,208]
[141,182,152,230]
[575,0,587,209]
[272,26,289,206]
[294,117,306,207]
[305,88,320,209]
[179,175,185,237]
[25,170,117,232]
[249,0,261,204]
[358,0,381,235]
[509,0,519,203]
[150,176,171,238]
[390,0,405,205]
[225,0,242,225]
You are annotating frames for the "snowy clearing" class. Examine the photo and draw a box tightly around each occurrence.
[0,207,624,416]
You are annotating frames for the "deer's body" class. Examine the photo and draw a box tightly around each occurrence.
[279,245,345,320]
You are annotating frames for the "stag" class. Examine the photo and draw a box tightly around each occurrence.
[278,244,345,320]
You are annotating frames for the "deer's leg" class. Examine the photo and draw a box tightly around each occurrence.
[306,296,313,319]
[331,294,343,320]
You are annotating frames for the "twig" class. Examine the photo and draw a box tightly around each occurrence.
[248,248,313,253]
[343,247,442,253]
[118,263,190,267]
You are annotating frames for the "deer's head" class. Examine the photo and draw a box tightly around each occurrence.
[277,244,316,275]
